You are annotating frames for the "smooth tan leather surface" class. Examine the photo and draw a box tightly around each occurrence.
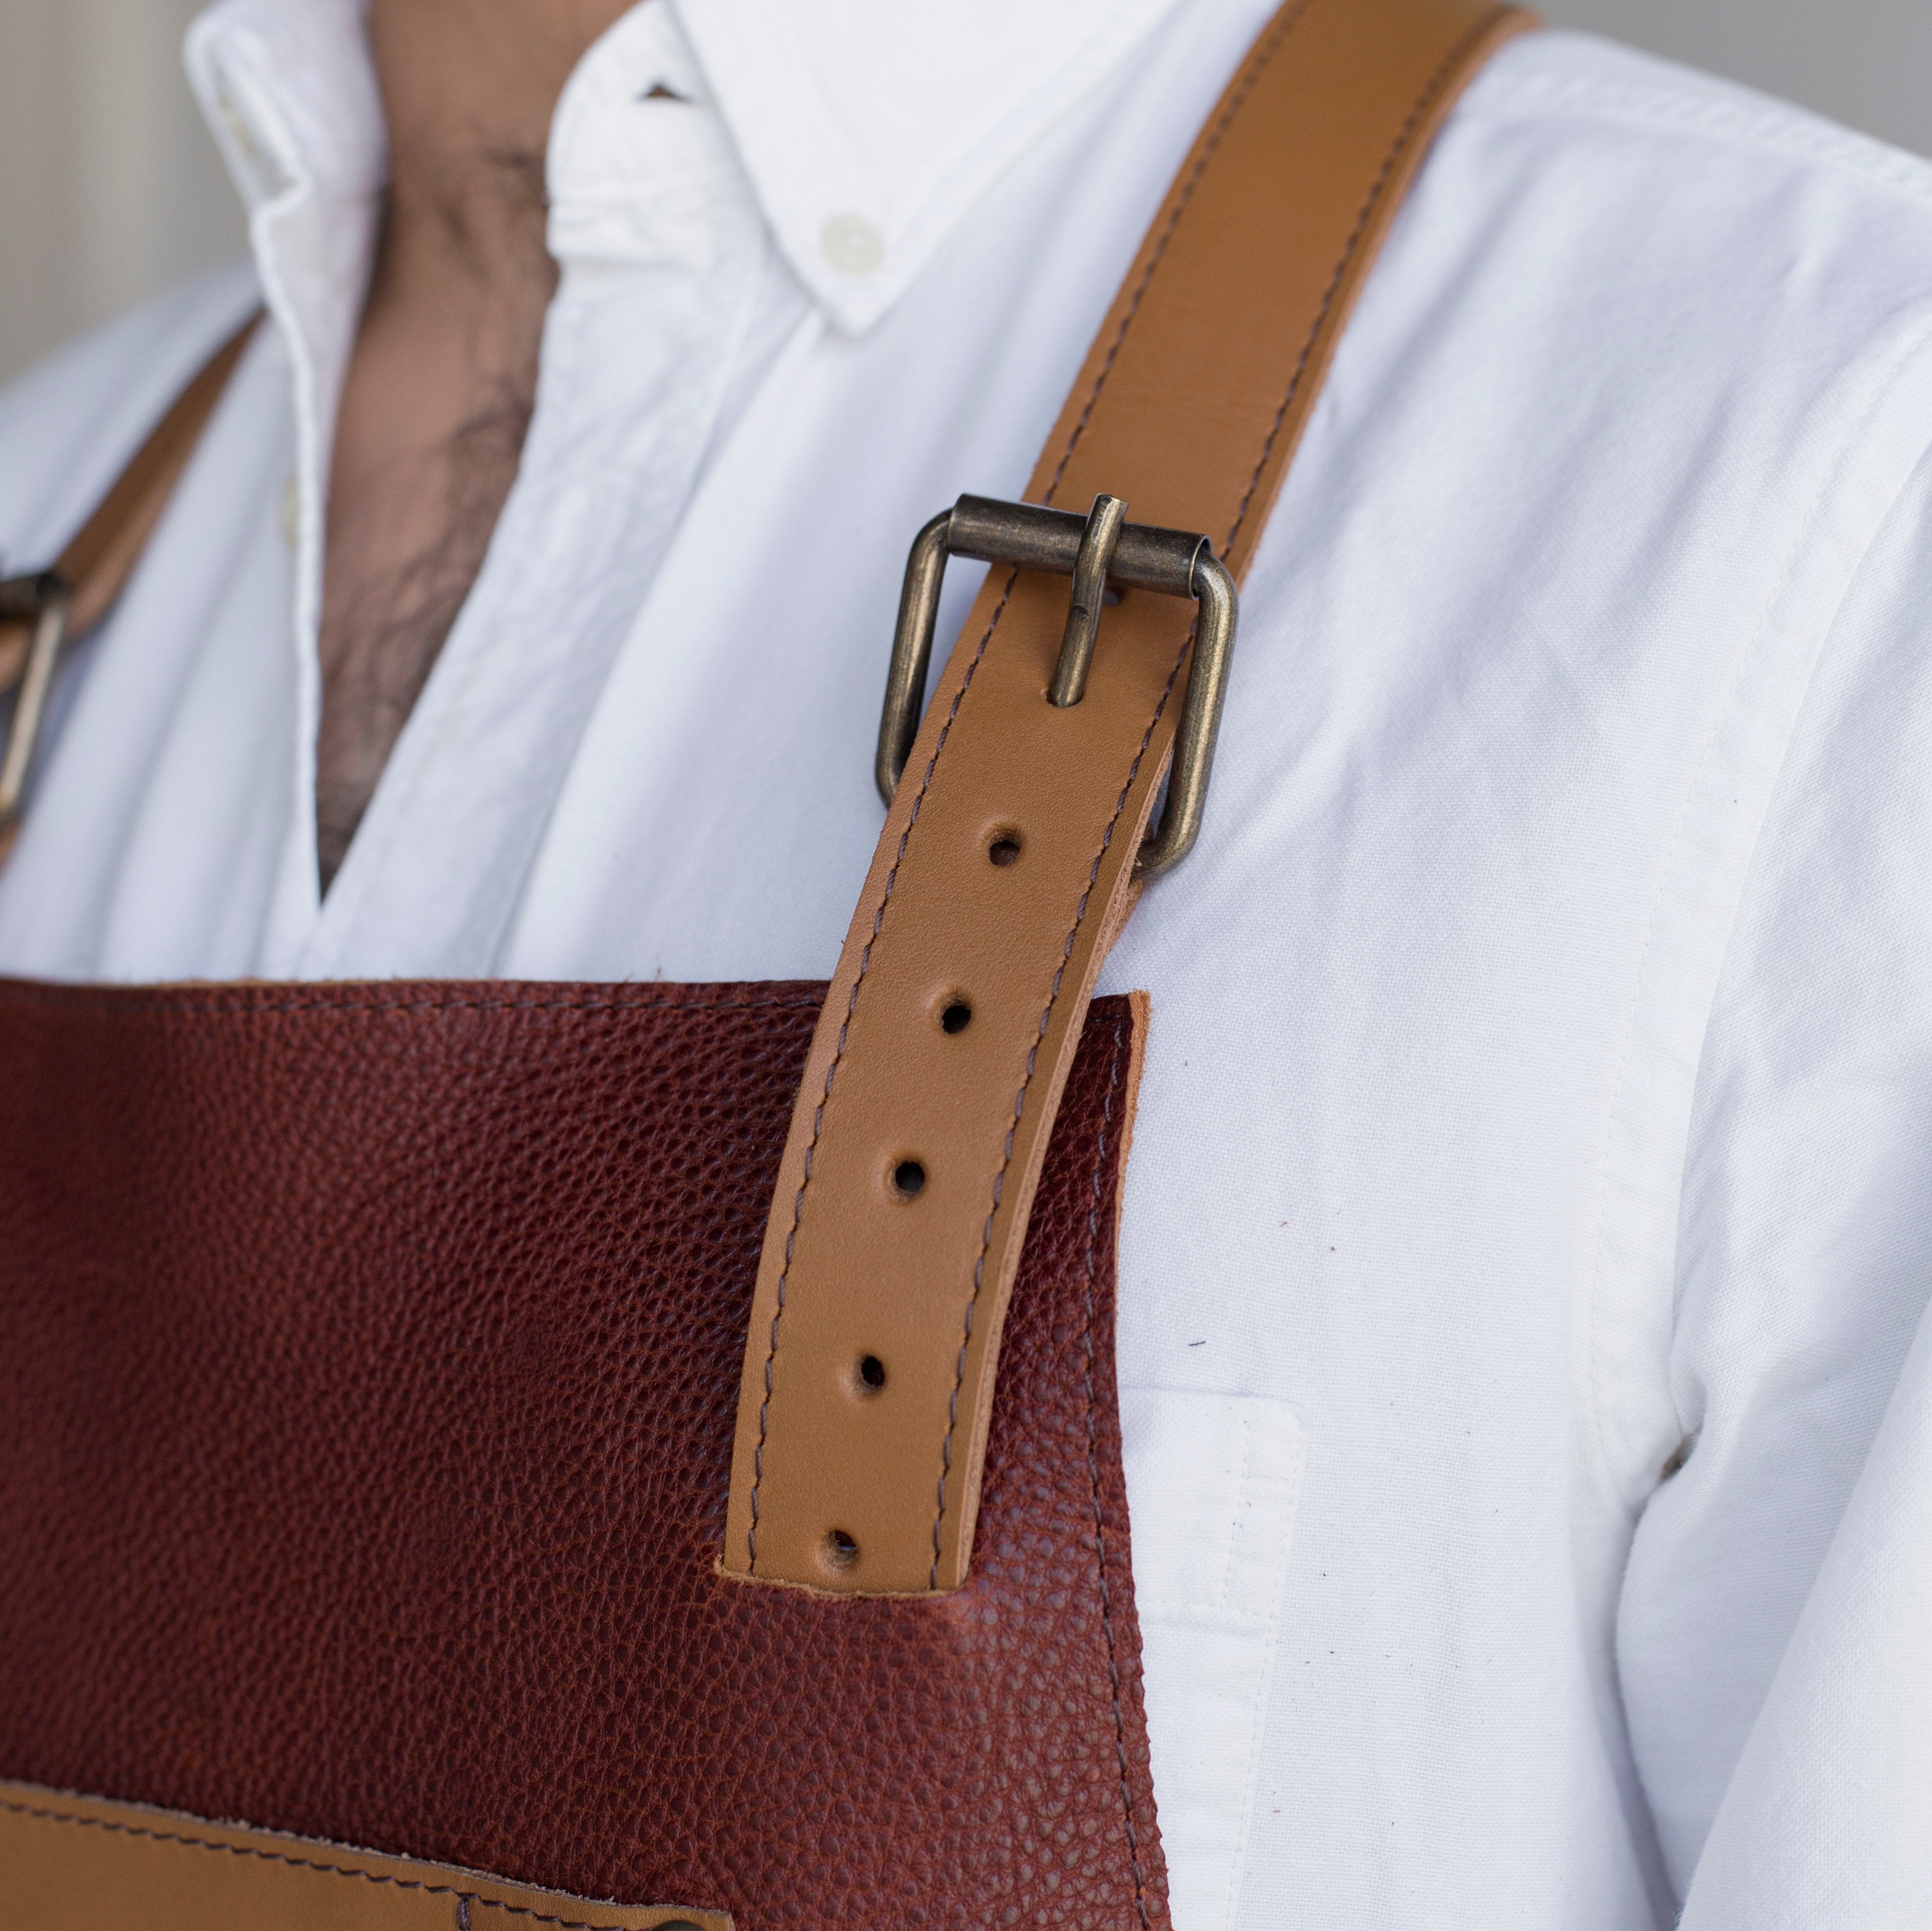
[0,319,256,700]
[0,1780,731,1931]
[723,0,1539,1594]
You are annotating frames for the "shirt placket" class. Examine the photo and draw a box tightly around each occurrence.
[271,12,766,978]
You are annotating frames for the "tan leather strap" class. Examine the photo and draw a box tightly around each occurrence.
[0,1780,731,1931]
[723,0,1537,1595]
[0,316,258,859]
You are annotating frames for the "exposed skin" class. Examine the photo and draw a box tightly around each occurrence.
[315,0,637,892]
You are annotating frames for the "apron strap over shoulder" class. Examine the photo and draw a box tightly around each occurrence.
[0,315,259,860]
[0,0,1533,1600]
[723,0,1538,1596]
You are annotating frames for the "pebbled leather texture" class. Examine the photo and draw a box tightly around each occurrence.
[0,978,1166,1931]
[724,0,1539,1595]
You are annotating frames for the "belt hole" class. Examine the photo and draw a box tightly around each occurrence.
[823,1529,860,1573]
[988,832,1022,867]
[857,1354,887,1392]
[940,1000,972,1035]
[892,1159,927,1199]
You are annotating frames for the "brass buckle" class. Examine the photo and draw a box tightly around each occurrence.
[875,493,1237,879]
[0,570,75,839]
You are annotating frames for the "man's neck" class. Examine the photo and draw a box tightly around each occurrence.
[369,0,635,310]
[314,0,635,892]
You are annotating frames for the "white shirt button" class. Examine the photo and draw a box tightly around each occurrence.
[820,213,884,276]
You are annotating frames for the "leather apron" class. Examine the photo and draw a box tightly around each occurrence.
[0,5,1532,1925]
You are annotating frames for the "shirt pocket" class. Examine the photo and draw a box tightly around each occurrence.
[1119,1387,1306,1931]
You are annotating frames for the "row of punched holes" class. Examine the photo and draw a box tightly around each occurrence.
[821,825,1024,1575]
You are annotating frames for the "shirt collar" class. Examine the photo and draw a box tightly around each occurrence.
[182,0,1193,337]
[670,0,1193,333]
[186,0,384,214]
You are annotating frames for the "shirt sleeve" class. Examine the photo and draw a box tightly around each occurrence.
[1616,440,1932,1923]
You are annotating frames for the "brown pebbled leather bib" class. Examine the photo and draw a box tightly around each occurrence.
[0,982,1152,1927]
[0,4,1532,1925]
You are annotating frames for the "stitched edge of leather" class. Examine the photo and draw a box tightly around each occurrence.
[753,0,1321,1578]
[927,6,1528,1584]
[927,652,1184,1585]
[1037,0,1322,508]
[0,1793,712,1931]
[744,0,1527,1591]
[743,570,1023,1573]
[740,0,1327,1576]
[1220,3,1523,556]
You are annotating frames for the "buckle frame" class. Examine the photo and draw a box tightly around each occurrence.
[0,570,75,841]
[875,493,1237,880]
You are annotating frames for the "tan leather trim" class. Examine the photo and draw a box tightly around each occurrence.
[1115,989,1152,1243]
[0,317,258,699]
[723,0,1539,1595]
[0,639,29,726]
[0,1780,731,1931]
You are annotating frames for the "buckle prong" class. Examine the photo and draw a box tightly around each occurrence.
[876,492,1238,879]
[1049,493,1128,708]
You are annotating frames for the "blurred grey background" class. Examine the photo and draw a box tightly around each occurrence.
[2,0,1929,386]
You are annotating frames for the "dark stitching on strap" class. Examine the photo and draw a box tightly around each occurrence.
[924,0,1334,1579]
[927,0,1483,1583]
[752,0,1513,1580]
[1038,0,1322,507]
[928,631,1187,1587]
[1221,4,1516,558]
[1078,1014,1153,1928]
[0,1793,696,1931]
[746,570,1022,1573]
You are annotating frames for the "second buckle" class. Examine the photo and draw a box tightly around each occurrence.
[0,570,74,847]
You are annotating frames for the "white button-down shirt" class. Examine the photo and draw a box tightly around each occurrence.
[5,1,1932,1924]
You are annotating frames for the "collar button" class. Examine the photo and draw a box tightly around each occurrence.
[821,213,884,276]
